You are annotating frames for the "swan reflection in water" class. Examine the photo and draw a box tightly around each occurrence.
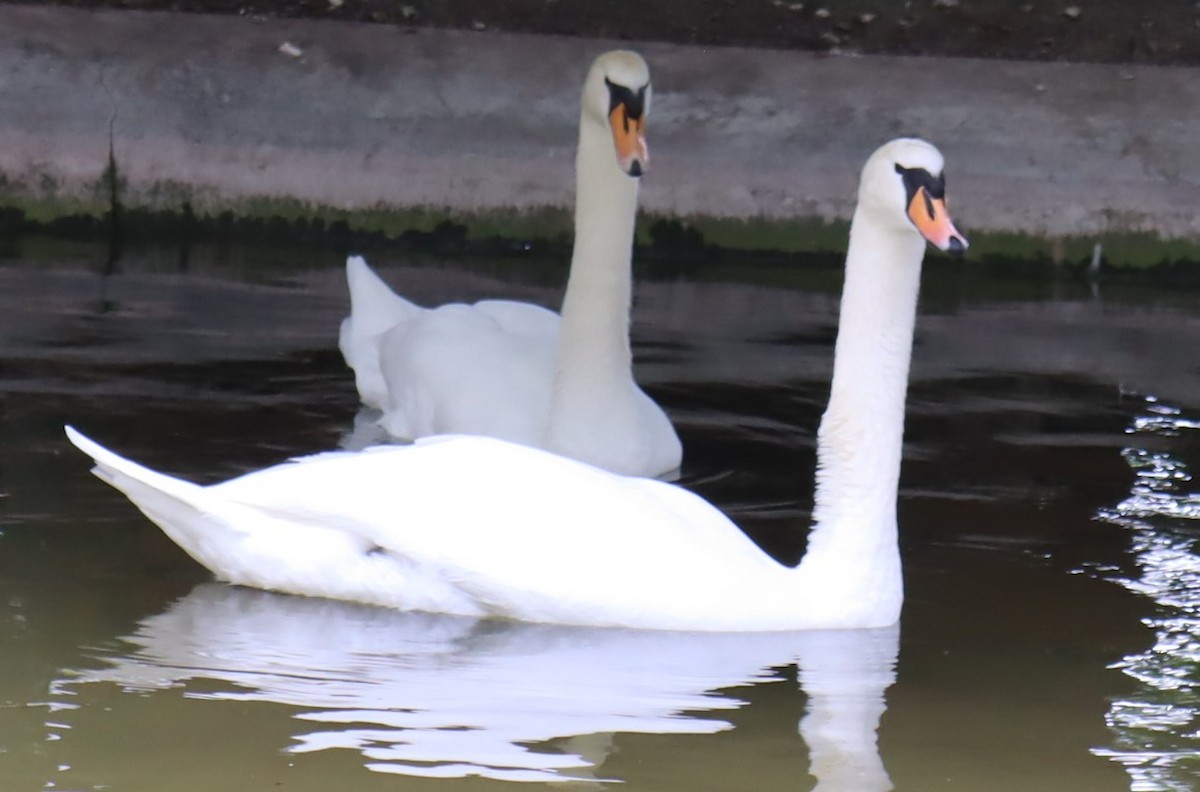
[53,584,897,787]
[1094,396,1200,790]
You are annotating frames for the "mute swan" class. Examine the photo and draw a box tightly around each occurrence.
[338,50,681,478]
[67,138,967,632]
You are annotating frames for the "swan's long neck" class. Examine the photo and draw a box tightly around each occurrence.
[545,115,639,424]
[801,208,926,598]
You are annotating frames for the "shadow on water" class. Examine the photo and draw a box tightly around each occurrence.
[1,241,1199,789]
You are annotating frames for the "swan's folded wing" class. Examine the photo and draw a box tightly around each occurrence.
[208,436,762,625]
[424,478,779,629]
[471,299,561,339]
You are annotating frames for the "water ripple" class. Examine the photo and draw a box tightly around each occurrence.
[1092,397,1200,790]
[49,586,898,786]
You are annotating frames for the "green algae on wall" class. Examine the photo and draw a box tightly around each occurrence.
[2,176,1199,272]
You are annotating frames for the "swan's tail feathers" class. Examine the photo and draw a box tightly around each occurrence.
[66,426,202,506]
[339,255,420,409]
[344,255,420,336]
[64,426,240,579]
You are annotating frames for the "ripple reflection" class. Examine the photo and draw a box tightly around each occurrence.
[52,585,898,787]
[1094,397,1200,789]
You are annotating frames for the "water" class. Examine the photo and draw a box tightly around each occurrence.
[1,240,1198,790]
[1093,401,1200,789]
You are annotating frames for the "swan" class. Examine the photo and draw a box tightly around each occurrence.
[338,50,682,478]
[66,137,967,632]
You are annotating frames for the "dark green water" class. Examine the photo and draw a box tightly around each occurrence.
[1,242,1197,790]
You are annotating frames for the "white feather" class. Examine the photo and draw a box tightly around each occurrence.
[67,138,964,632]
[337,51,680,478]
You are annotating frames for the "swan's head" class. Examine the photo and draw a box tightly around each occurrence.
[859,138,968,255]
[583,50,651,178]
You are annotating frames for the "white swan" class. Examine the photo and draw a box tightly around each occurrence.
[66,138,967,632]
[338,50,681,478]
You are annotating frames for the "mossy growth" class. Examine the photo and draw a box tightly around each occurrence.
[1,179,1199,277]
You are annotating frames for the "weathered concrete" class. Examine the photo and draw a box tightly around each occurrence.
[2,4,1199,238]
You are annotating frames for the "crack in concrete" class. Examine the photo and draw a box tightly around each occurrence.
[98,63,122,277]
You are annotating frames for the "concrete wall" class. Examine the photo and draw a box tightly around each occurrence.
[3,5,1199,238]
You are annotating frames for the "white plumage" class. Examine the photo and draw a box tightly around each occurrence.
[67,138,967,632]
[338,50,681,477]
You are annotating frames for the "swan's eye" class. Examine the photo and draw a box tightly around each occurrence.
[894,164,946,221]
[604,78,647,127]
[604,77,650,177]
[894,165,945,200]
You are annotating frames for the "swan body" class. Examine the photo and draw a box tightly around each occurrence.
[338,51,681,477]
[68,430,877,630]
[68,138,967,632]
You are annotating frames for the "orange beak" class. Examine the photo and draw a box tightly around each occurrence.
[609,103,648,177]
[907,187,968,254]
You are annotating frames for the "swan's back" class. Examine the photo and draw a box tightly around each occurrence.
[376,301,561,443]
